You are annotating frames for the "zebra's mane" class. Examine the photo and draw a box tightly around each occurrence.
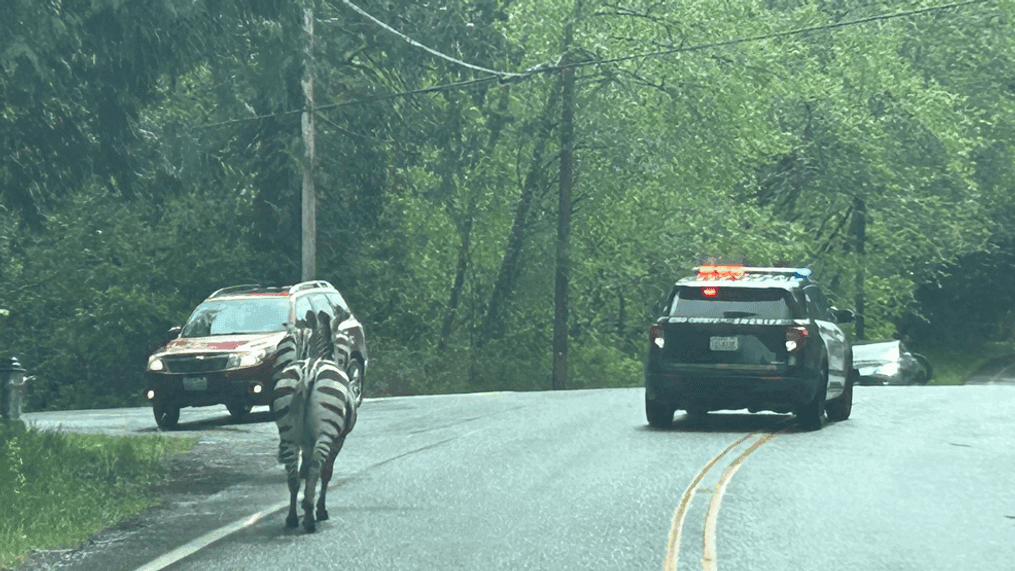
[272,311,339,422]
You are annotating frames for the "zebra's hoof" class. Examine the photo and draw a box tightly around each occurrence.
[285,515,299,529]
[317,509,329,521]
[303,519,317,533]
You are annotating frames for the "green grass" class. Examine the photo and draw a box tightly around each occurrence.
[920,341,1015,385]
[0,423,196,570]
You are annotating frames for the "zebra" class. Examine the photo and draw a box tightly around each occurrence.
[270,311,358,532]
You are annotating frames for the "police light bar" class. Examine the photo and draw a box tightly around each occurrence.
[694,265,812,280]
[696,265,746,280]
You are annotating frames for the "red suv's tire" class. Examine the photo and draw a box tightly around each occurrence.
[153,401,180,431]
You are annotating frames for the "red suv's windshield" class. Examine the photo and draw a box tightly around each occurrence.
[180,298,289,337]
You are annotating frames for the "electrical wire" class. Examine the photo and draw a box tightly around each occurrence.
[190,0,992,130]
[325,0,527,79]
[556,0,992,71]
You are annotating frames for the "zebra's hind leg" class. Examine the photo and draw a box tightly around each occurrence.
[317,436,346,521]
[280,442,301,529]
[302,465,319,533]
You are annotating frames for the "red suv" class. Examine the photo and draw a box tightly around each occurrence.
[143,281,368,430]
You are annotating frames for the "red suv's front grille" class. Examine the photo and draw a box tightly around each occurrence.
[163,355,231,374]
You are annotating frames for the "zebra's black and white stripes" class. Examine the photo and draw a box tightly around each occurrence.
[270,313,358,532]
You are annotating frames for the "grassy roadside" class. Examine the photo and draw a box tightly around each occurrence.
[0,423,196,570]
[919,341,1015,385]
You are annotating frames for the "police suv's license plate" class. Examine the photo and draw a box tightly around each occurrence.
[183,377,207,391]
[710,336,738,351]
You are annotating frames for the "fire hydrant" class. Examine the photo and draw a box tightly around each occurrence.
[0,356,29,422]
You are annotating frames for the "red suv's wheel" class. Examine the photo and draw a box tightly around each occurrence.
[153,400,180,430]
[347,359,364,406]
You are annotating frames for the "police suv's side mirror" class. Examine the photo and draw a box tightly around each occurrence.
[829,307,855,323]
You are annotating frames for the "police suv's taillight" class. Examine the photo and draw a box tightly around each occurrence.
[785,326,810,353]
[649,324,664,351]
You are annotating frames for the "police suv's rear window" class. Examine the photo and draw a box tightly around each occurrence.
[668,287,795,320]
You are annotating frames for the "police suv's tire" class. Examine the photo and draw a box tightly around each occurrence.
[685,407,709,418]
[226,402,253,419]
[797,363,827,431]
[826,369,855,422]
[646,399,675,428]
[153,401,180,431]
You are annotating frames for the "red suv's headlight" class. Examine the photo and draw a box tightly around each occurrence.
[227,349,269,370]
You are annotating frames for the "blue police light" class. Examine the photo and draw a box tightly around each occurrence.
[794,267,812,279]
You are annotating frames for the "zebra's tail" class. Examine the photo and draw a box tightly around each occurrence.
[305,359,356,470]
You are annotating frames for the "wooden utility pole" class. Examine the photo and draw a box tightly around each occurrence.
[552,2,580,390]
[300,0,317,281]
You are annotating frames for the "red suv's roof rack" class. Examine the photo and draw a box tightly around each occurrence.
[288,280,335,294]
[208,281,335,299]
[208,284,263,298]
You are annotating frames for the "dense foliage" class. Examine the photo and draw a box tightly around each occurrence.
[1,0,1013,409]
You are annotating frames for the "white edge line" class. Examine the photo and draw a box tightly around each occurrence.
[132,501,289,571]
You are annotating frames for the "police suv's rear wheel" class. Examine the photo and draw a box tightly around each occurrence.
[646,399,675,428]
[153,401,180,431]
[797,363,827,431]
[826,369,855,422]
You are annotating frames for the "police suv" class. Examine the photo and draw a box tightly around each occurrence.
[644,265,857,430]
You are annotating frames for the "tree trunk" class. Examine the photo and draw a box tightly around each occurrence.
[553,1,580,391]
[440,89,512,352]
[438,195,475,351]
[476,88,560,348]
[847,196,867,340]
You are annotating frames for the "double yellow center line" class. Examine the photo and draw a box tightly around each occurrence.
[664,430,786,571]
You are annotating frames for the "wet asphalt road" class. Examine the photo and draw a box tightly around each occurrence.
[964,354,1015,385]
[18,385,1015,571]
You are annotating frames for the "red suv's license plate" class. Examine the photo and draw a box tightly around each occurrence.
[183,376,208,391]
[710,336,738,351]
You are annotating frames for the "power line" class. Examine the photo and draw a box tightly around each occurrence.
[186,75,507,130]
[191,0,991,130]
[560,0,992,71]
[316,0,992,109]
[315,75,506,111]
[324,0,527,80]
